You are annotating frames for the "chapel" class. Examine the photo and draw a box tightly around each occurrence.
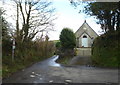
[75,20,98,56]
[75,20,98,48]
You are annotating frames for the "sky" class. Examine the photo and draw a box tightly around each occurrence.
[48,0,102,40]
[0,0,102,40]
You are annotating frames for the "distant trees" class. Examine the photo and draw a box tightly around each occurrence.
[55,41,61,49]
[35,35,55,58]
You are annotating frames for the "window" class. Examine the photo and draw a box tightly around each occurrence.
[83,35,87,38]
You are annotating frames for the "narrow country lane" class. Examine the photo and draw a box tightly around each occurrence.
[3,55,118,83]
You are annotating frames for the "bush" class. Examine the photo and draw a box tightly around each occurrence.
[55,42,61,49]
[2,36,56,78]
[91,31,119,68]
[60,28,76,50]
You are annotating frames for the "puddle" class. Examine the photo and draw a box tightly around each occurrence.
[40,55,61,67]
[30,75,35,78]
[47,55,61,67]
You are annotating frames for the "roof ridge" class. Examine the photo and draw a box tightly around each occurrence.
[75,21,98,36]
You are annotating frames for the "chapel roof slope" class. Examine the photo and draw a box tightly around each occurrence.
[75,20,99,36]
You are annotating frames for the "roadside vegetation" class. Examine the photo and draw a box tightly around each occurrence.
[92,31,119,68]
[1,0,56,78]
[84,2,119,68]
[2,36,55,78]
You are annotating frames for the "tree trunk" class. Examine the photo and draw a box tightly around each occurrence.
[116,11,120,31]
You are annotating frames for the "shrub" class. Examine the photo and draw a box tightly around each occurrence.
[59,28,76,58]
[91,31,119,68]
[2,35,56,78]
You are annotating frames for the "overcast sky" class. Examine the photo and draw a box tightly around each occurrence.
[0,0,102,40]
[49,0,102,40]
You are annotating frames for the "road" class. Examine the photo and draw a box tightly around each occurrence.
[3,55,119,83]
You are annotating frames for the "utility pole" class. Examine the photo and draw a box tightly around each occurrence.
[12,38,15,62]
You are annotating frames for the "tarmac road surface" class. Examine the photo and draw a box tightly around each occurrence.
[3,55,119,83]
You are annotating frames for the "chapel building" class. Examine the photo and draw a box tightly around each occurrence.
[75,20,98,56]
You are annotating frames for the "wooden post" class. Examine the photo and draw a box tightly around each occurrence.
[12,39,15,62]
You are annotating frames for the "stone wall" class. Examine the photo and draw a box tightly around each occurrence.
[76,48,91,56]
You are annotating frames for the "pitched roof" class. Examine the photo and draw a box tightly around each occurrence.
[75,20,99,36]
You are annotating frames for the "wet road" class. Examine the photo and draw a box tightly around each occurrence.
[3,55,119,83]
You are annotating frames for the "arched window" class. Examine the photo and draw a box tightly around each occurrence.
[83,35,87,38]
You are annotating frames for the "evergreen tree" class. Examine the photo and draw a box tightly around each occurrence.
[60,28,76,50]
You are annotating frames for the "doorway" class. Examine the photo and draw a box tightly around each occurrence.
[82,35,88,47]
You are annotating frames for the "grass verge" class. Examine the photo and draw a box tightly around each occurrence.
[2,55,51,78]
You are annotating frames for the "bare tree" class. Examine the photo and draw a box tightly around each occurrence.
[13,0,56,43]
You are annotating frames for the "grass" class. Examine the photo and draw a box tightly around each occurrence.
[56,56,73,65]
[3,62,24,78]
[2,55,51,78]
